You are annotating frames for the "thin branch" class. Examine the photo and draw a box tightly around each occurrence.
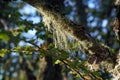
[61,60,86,80]
[61,60,101,80]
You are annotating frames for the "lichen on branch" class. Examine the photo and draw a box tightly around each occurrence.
[24,0,116,68]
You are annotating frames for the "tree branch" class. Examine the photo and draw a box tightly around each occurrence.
[23,0,116,70]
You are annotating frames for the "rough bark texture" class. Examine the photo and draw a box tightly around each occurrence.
[24,0,115,65]
[112,0,120,79]
[23,0,120,79]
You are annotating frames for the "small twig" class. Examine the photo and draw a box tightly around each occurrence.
[61,60,86,80]
[61,59,101,80]
[24,40,41,50]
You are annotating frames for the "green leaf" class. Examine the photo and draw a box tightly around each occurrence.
[0,49,8,57]
[55,60,61,64]
[58,50,69,59]
[0,32,9,41]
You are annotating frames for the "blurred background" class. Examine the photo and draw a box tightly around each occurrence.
[0,0,119,80]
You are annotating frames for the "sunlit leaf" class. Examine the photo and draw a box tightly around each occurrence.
[0,49,8,57]
[55,60,61,64]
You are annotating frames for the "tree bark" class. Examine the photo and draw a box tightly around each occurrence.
[37,56,63,80]
[23,0,116,69]
[112,0,120,79]
[22,0,120,79]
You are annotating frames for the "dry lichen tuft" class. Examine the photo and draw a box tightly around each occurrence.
[42,10,70,49]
